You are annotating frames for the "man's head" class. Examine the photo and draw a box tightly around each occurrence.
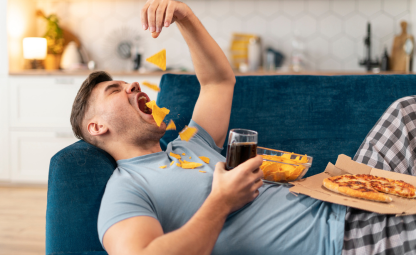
[70,71,166,153]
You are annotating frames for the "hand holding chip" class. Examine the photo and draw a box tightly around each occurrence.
[141,0,193,38]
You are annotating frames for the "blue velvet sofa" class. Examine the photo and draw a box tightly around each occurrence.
[46,74,416,255]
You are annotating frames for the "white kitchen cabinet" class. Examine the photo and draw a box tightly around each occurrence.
[4,74,162,184]
[0,77,10,182]
[9,76,84,128]
[10,131,78,184]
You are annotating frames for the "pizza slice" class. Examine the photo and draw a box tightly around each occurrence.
[323,175,393,203]
[355,174,416,199]
[323,174,416,203]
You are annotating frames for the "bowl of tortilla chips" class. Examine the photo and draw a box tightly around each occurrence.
[257,147,313,183]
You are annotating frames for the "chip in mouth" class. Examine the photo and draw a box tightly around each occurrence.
[145,100,170,127]
[137,93,152,114]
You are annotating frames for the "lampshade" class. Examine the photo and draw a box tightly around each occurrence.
[23,37,47,60]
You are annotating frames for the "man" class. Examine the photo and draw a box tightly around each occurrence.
[70,1,416,254]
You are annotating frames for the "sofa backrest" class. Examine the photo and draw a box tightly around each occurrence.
[47,74,416,255]
[158,74,416,177]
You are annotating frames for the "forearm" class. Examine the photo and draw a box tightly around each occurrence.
[176,13,235,87]
[142,194,229,255]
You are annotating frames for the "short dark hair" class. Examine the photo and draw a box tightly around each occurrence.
[70,71,112,143]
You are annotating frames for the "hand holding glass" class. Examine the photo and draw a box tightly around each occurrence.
[225,129,258,170]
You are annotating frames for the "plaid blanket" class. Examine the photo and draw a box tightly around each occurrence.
[342,96,416,255]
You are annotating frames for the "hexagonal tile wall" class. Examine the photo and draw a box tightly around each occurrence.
[269,15,293,39]
[331,37,355,60]
[320,15,342,39]
[332,0,356,17]
[36,0,411,72]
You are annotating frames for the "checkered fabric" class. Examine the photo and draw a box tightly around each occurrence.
[342,96,416,255]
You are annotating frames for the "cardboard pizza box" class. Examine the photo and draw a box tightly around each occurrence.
[289,154,416,216]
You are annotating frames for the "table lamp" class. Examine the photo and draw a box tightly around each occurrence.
[23,37,47,69]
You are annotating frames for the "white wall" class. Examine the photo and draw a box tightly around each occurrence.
[0,0,9,181]
[36,0,412,72]
[1,0,8,76]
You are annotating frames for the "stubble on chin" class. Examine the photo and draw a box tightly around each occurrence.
[112,114,166,146]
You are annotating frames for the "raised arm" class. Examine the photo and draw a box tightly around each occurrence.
[142,0,236,148]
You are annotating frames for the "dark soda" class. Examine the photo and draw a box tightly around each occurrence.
[225,142,257,170]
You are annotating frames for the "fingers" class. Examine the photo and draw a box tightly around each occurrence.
[155,0,168,32]
[164,1,176,27]
[141,2,150,30]
[253,189,260,199]
[236,155,263,174]
[142,0,180,37]
[147,1,160,33]
[253,178,264,190]
[215,162,226,172]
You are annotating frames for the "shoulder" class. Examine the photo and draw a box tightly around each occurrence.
[169,119,224,154]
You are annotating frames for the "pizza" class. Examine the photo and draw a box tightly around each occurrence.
[323,174,416,203]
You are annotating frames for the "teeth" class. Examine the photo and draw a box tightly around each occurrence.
[138,96,147,102]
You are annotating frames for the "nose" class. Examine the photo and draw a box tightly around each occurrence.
[125,82,141,94]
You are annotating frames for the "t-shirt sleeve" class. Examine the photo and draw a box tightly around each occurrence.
[187,119,224,154]
[97,169,157,248]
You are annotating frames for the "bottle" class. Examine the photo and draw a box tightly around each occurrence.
[380,48,389,71]
[133,50,141,71]
[248,37,261,72]
[291,31,304,72]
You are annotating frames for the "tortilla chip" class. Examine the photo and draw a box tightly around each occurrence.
[170,161,174,166]
[271,171,287,182]
[166,120,176,130]
[189,157,192,159]
[146,100,156,109]
[159,165,167,169]
[287,166,304,181]
[142,81,160,92]
[176,163,181,167]
[179,126,198,142]
[181,160,203,169]
[170,152,181,159]
[146,100,170,127]
[198,156,210,164]
[199,170,206,173]
[182,153,186,156]
[146,49,166,71]
[262,163,281,181]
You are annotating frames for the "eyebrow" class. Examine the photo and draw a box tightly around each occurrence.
[104,83,122,93]
[103,81,128,93]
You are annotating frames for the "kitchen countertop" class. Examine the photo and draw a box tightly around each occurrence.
[8,70,412,76]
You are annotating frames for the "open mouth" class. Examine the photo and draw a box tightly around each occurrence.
[137,92,152,114]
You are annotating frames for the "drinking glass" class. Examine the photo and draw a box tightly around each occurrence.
[225,129,258,170]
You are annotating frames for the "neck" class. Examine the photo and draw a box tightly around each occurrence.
[108,140,163,161]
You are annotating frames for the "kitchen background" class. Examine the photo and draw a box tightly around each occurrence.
[8,0,415,72]
[3,0,416,186]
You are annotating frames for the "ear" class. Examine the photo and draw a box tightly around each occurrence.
[87,120,109,136]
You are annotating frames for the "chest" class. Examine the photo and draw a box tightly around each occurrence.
[143,166,214,232]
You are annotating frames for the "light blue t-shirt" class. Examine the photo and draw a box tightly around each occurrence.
[98,120,346,255]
